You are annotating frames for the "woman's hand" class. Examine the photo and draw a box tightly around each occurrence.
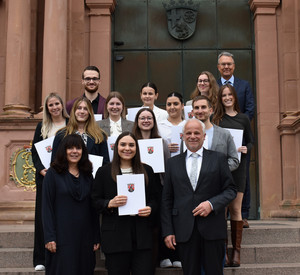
[108,195,127,208]
[93,243,100,251]
[45,241,56,253]
[40,169,47,177]
[138,206,151,217]
[168,143,179,153]
[238,146,247,154]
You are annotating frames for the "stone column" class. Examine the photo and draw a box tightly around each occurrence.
[41,0,68,106]
[249,0,281,218]
[85,0,116,98]
[1,0,31,117]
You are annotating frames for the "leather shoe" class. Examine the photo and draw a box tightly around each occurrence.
[243,219,249,228]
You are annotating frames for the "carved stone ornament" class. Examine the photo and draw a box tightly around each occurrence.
[162,0,200,40]
[10,144,36,191]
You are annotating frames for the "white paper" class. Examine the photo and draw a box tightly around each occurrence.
[107,136,117,162]
[88,154,103,178]
[138,138,165,173]
[225,128,244,162]
[34,136,55,169]
[94,114,102,121]
[127,107,148,122]
[117,174,146,216]
[184,105,194,120]
[171,125,184,157]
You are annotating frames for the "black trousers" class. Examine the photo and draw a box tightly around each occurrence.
[177,224,224,275]
[105,248,153,275]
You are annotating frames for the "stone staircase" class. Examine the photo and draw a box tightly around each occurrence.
[0,220,300,275]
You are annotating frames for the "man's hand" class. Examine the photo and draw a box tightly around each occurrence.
[192,200,212,217]
[164,235,176,250]
[45,241,56,253]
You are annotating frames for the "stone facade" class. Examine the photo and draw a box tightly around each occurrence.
[0,0,299,222]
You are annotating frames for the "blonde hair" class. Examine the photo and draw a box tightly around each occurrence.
[64,97,106,143]
[41,93,69,139]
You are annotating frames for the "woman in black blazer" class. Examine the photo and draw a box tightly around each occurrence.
[32,93,69,271]
[92,132,161,275]
[51,97,109,164]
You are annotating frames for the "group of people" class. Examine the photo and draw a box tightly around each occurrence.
[31,51,254,275]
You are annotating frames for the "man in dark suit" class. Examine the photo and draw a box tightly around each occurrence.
[217,51,254,227]
[161,119,236,275]
[66,66,106,115]
[217,52,255,121]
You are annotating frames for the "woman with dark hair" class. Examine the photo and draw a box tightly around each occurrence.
[158,92,186,155]
[31,92,69,271]
[186,71,219,110]
[98,91,133,137]
[212,84,254,267]
[91,131,161,275]
[51,97,109,164]
[42,134,100,275]
[140,82,168,122]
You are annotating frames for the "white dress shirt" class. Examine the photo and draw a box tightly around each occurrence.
[186,147,203,185]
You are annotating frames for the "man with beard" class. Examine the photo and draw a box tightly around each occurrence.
[66,66,106,115]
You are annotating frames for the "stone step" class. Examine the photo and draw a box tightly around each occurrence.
[1,243,300,268]
[1,264,300,275]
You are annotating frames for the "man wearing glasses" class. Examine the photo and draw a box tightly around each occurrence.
[66,65,106,115]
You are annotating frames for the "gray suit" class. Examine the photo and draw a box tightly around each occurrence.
[97,118,134,137]
[210,124,239,171]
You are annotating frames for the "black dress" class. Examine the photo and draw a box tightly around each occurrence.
[42,168,100,275]
[31,120,67,267]
[219,113,254,192]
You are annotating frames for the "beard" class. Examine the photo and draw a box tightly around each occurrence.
[85,84,98,93]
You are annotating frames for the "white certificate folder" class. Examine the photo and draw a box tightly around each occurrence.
[116,174,146,216]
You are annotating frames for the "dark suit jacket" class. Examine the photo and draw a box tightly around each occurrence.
[217,77,255,120]
[91,163,161,254]
[161,149,236,243]
[51,129,110,165]
[97,118,134,137]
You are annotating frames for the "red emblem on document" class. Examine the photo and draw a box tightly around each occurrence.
[127,184,135,192]
[147,146,154,154]
[45,145,52,153]
[110,143,115,150]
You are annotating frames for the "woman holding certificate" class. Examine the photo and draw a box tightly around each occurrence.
[92,131,161,275]
[43,134,100,275]
[31,93,69,271]
[212,84,254,267]
[97,91,133,137]
[157,92,186,156]
[51,97,109,164]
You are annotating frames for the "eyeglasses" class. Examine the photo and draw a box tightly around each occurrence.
[83,77,100,82]
[139,117,153,121]
[198,79,209,84]
[219,63,234,67]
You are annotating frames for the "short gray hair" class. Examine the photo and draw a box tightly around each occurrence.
[183,118,206,133]
[218,51,235,64]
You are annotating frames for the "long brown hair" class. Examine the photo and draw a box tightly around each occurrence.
[132,108,161,140]
[212,84,241,125]
[190,71,218,110]
[64,97,106,143]
[103,91,126,119]
[111,132,148,184]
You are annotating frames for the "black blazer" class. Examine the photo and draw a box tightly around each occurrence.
[91,163,161,254]
[161,149,236,243]
[51,129,110,164]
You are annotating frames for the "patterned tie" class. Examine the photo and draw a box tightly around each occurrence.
[224,80,232,85]
[189,153,199,190]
